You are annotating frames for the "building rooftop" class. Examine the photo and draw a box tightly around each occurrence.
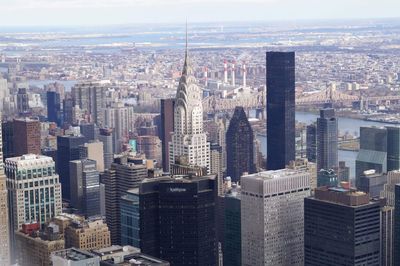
[100,253,169,266]
[242,169,304,181]
[313,186,383,207]
[53,248,98,261]
[5,154,54,166]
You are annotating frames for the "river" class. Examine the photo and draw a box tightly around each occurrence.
[256,111,396,178]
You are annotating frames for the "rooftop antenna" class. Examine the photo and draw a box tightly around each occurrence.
[185,18,188,56]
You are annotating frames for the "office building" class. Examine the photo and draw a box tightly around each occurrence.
[160,99,175,172]
[63,98,74,126]
[223,186,241,266]
[169,46,210,174]
[102,103,134,153]
[65,218,111,250]
[358,169,387,197]
[47,91,62,126]
[381,170,400,206]
[356,126,387,187]
[79,123,96,144]
[99,128,113,170]
[52,248,100,266]
[15,222,65,266]
[79,141,105,172]
[287,158,317,190]
[17,87,29,115]
[337,160,350,182]
[266,52,295,170]
[306,123,317,163]
[57,134,85,201]
[72,80,108,124]
[120,188,139,247]
[13,118,41,156]
[6,154,62,231]
[316,108,338,171]
[210,143,224,195]
[70,159,101,218]
[0,117,10,266]
[305,186,383,265]
[157,175,217,266]
[136,135,162,166]
[2,120,15,160]
[382,206,394,266]
[102,156,148,244]
[387,126,400,171]
[226,106,256,183]
[241,169,310,266]
[395,184,400,266]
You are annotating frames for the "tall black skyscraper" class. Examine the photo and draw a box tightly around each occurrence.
[305,187,383,265]
[160,99,175,172]
[46,91,61,126]
[306,123,317,163]
[266,51,295,170]
[226,106,255,182]
[57,134,85,201]
[316,108,338,172]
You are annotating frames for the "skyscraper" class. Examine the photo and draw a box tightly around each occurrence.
[266,52,295,170]
[241,169,310,266]
[2,120,15,160]
[160,99,175,172]
[306,123,317,163]
[223,187,241,266]
[102,102,134,153]
[305,186,383,265]
[356,126,387,187]
[71,80,108,124]
[99,128,113,170]
[57,134,85,201]
[386,126,400,171]
[69,159,101,218]
[316,108,338,172]
[6,154,62,260]
[381,170,400,206]
[157,175,217,266]
[13,118,41,156]
[0,116,10,266]
[226,106,255,182]
[79,141,105,172]
[17,87,29,116]
[47,91,62,126]
[79,123,96,144]
[102,156,148,244]
[169,43,210,173]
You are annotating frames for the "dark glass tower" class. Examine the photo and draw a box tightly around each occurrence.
[316,108,338,172]
[57,134,85,201]
[158,176,217,266]
[305,187,383,265]
[46,91,61,126]
[266,52,295,170]
[226,106,255,182]
[386,126,400,171]
[355,126,387,187]
[306,123,316,163]
[160,99,175,172]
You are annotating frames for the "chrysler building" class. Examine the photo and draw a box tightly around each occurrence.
[169,33,210,174]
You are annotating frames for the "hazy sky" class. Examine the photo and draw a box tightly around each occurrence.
[0,0,399,26]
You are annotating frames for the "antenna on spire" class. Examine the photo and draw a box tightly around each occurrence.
[185,18,188,55]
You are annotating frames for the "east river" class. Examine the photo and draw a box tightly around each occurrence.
[257,111,396,178]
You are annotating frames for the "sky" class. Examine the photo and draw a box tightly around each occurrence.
[0,0,399,27]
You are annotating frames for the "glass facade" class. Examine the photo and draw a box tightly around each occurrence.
[266,52,295,170]
[120,190,140,247]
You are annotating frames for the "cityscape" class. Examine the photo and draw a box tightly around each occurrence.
[1,0,400,266]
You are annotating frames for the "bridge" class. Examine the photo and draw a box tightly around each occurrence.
[203,85,400,113]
